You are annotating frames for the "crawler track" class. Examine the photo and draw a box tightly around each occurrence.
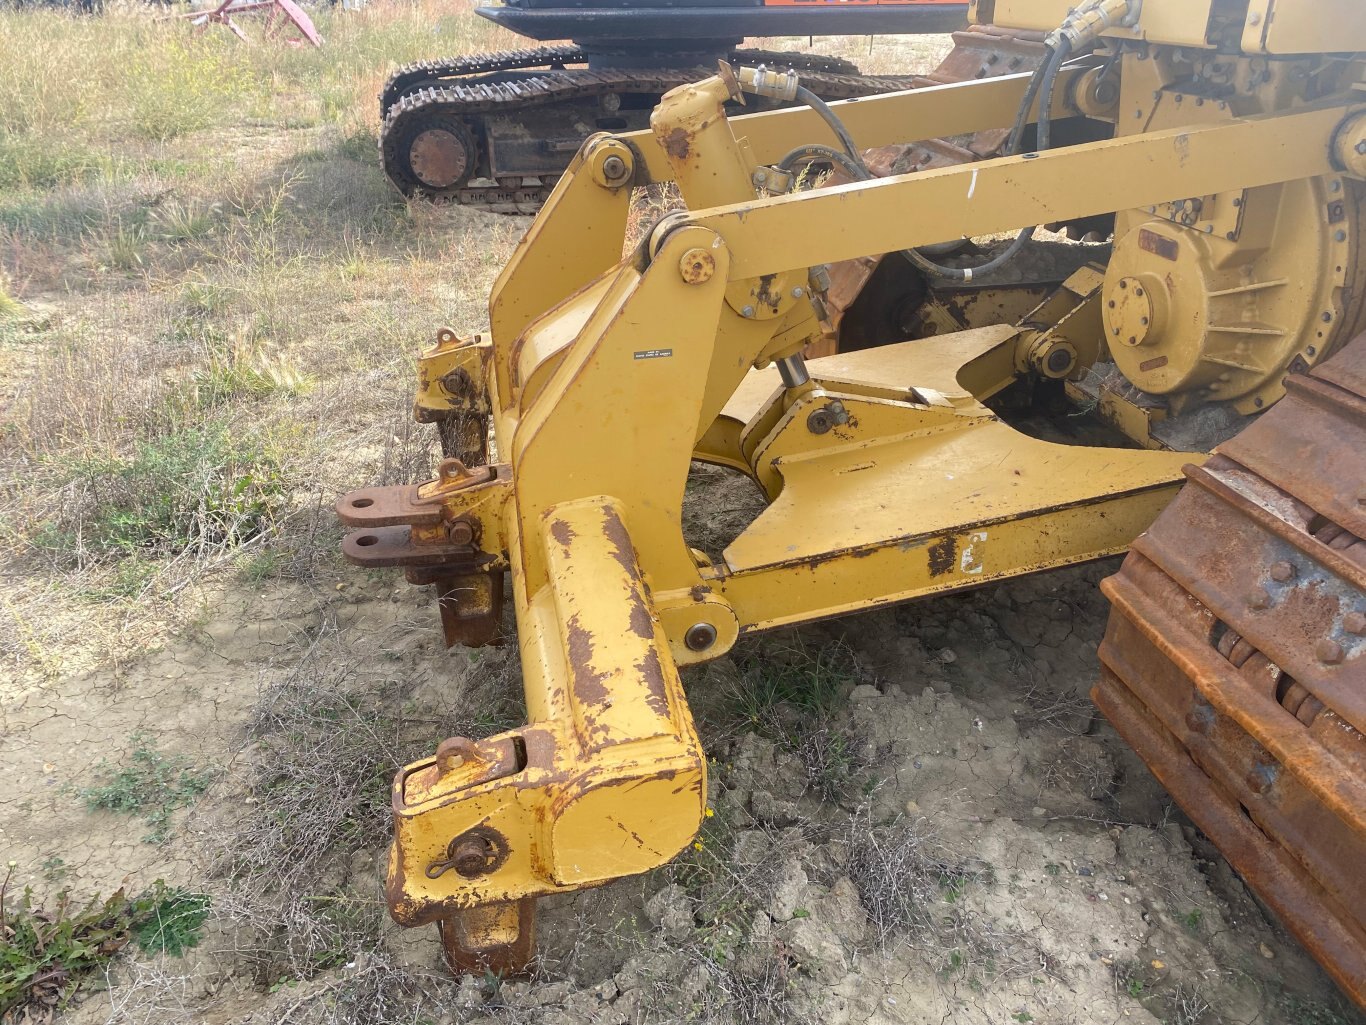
[1098,332,1366,1007]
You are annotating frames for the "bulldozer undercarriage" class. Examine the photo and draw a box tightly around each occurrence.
[342,0,1366,1005]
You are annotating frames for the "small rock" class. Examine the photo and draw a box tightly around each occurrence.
[1031,806,1047,818]
[780,916,848,984]
[1260,943,1276,960]
[750,789,801,826]
[849,683,881,703]
[454,975,483,1008]
[593,979,619,1001]
[1077,867,1093,877]
[937,648,958,664]
[645,884,695,943]
[822,877,868,943]
[527,981,574,1007]
[767,859,808,922]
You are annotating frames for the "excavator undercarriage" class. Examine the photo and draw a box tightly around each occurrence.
[340,0,1366,1005]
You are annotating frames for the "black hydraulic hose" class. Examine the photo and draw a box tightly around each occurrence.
[897,38,1069,282]
[1036,36,1073,153]
[1004,44,1054,157]
[779,37,1070,283]
[794,85,869,175]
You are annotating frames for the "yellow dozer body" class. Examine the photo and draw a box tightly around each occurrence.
[340,0,1366,1003]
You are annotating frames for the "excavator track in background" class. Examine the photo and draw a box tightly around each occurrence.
[378,45,863,119]
[377,27,1048,213]
[1097,333,1366,1006]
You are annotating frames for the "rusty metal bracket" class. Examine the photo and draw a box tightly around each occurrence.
[416,331,493,421]
[384,499,707,956]
[338,461,513,646]
[415,332,495,465]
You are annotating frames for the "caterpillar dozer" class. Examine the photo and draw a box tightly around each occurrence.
[340,0,1366,1005]
[377,0,988,210]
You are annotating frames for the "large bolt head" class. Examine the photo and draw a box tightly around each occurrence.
[679,247,716,285]
[601,154,628,181]
[447,518,476,547]
[1269,561,1296,583]
[807,408,833,435]
[453,840,492,877]
[1316,639,1345,666]
[685,622,718,652]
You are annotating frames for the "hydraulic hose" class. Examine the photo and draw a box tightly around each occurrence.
[1036,36,1073,153]
[777,39,1070,282]
[794,85,870,176]
[770,14,1083,283]
[896,37,1074,282]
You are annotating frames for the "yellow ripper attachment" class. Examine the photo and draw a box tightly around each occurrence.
[380,497,706,972]
[336,44,1366,968]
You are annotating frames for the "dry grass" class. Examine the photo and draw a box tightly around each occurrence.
[0,2,528,680]
[190,614,521,982]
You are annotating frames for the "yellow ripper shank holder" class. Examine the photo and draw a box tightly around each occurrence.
[336,0,1366,976]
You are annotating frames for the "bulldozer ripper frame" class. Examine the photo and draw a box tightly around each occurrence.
[339,0,1366,991]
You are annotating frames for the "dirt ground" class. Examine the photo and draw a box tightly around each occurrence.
[6,528,1363,1024]
[1,8,1363,1025]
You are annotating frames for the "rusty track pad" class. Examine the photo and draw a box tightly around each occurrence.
[1097,333,1366,1008]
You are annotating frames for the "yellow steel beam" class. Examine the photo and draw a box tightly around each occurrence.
[488,137,635,411]
[625,66,1089,183]
[698,333,1191,627]
[687,100,1357,279]
[1244,0,1366,55]
[715,482,1182,632]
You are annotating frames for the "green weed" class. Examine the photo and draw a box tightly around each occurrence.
[102,217,149,271]
[50,423,286,563]
[0,271,21,319]
[134,889,211,957]
[79,731,216,843]
[152,197,221,243]
[80,556,159,602]
[190,334,312,408]
[0,868,208,1019]
[727,640,855,730]
[39,856,66,884]
[0,132,105,190]
[122,36,258,143]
